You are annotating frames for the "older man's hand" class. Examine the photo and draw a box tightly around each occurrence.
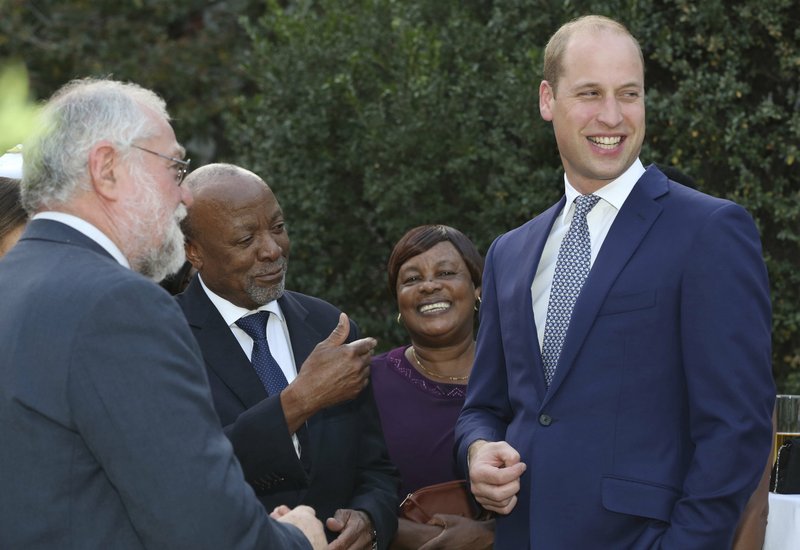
[326,508,375,550]
[271,505,327,550]
[281,312,377,432]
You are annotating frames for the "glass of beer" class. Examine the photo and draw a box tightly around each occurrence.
[774,394,800,466]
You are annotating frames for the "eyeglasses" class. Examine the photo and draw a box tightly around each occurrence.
[131,144,191,186]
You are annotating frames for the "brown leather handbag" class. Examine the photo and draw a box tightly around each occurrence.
[399,479,486,524]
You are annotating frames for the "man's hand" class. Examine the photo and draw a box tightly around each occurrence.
[271,504,327,550]
[281,312,377,432]
[325,508,375,550]
[468,440,526,515]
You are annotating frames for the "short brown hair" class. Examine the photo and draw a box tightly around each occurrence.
[387,225,483,298]
[543,15,643,96]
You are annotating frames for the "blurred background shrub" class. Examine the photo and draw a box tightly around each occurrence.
[2,0,797,390]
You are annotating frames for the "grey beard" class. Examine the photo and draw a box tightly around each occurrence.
[245,270,287,305]
[135,204,187,282]
[121,162,187,282]
[137,216,187,281]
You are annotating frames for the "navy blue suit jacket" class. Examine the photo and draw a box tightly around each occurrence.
[0,219,310,549]
[456,166,775,549]
[177,278,398,548]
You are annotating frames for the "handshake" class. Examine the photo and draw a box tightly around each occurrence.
[272,505,327,548]
[272,503,376,549]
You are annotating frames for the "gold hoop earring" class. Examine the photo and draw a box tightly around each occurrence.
[397,312,403,325]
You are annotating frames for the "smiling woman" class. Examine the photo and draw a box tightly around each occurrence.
[370,225,493,549]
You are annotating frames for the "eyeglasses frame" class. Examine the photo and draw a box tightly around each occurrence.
[130,144,191,186]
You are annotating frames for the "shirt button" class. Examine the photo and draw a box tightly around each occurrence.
[538,414,553,426]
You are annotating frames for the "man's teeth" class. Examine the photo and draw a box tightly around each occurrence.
[419,302,450,313]
[589,136,622,149]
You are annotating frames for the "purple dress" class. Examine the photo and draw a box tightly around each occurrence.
[370,345,467,498]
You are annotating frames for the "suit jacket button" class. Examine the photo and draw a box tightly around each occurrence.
[538,414,552,426]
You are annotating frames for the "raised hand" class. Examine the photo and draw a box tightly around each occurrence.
[281,312,377,432]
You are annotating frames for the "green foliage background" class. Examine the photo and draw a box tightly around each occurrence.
[0,63,39,151]
[2,0,798,389]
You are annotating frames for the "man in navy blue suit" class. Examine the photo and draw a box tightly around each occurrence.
[0,79,325,548]
[176,163,399,550]
[455,15,774,549]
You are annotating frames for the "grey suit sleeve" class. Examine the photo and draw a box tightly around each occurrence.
[68,280,311,550]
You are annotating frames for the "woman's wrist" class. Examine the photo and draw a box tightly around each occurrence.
[389,518,444,550]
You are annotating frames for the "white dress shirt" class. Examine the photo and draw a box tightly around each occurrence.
[531,159,645,350]
[33,212,130,268]
[197,274,301,456]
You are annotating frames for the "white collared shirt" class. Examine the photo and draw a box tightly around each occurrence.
[197,274,298,385]
[32,212,130,268]
[531,159,646,350]
[197,274,301,456]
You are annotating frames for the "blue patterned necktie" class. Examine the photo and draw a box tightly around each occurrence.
[236,311,289,396]
[541,194,601,387]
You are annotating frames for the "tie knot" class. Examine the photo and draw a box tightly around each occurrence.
[574,194,601,217]
[235,311,270,341]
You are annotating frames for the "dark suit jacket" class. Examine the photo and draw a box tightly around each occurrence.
[0,219,310,549]
[177,277,398,548]
[456,166,775,549]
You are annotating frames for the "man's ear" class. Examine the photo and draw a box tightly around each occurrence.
[88,141,121,200]
[539,80,555,122]
[184,238,203,272]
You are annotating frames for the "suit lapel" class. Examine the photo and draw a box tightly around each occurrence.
[510,198,566,399]
[545,168,668,398]
[278,292,329,472]
[180,278,268,409]
[278,292,321,371]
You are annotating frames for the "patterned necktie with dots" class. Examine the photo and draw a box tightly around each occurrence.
[541,194,601,387]
[235,311,289,396]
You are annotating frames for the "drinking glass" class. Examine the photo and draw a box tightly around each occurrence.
[773,394,800,466]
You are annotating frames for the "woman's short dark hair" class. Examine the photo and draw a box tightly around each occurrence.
[387,225,483,298]
[0,177,28,241]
